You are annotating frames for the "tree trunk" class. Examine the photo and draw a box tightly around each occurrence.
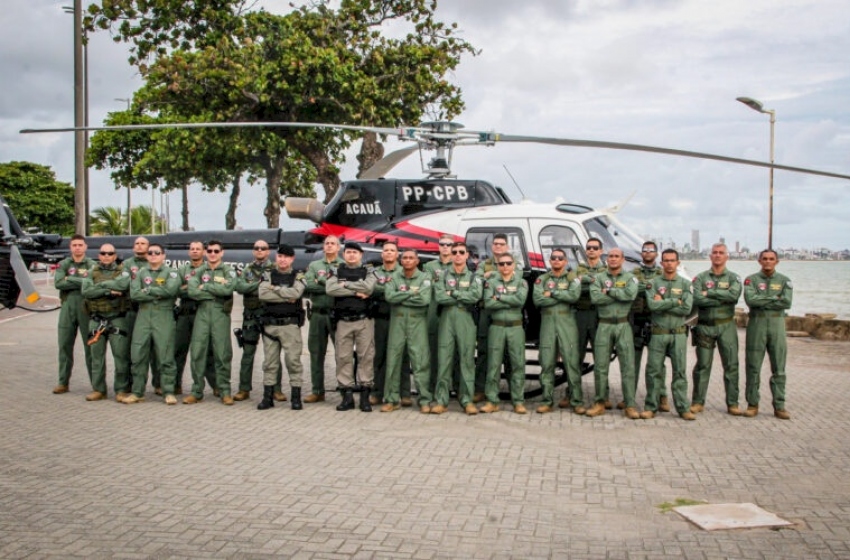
[261,156,285,228]
[356,131,384,179]
[181,183,190,231]
[292,141,341,203]
[225,176,240,230]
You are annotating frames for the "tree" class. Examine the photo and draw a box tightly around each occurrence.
[89,205,167,235]
[0,161,75,235]
[86,0,477,224]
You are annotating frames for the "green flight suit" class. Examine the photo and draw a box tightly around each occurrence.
[123,255,159,388]
[433,266,483,407]
[81,263,132,395]
[424,258,452,391]
[643,275,693,414]
[744,270,793,410]
[589,269,638,407]
[475,258,518,395]
[532,270,582,408]
[304,256,343,396]
[258,270,306,388]
[575,262,607,370]
[630,264,664,398]
[54,256,96,387]
[235,259,274,393]
[373,265,411,401]
[383,268,432,406]
[129,265,180,397]
[187,263,237,398]
[175,261,217,392]
[691,268,742,407]
[483,273,528,406]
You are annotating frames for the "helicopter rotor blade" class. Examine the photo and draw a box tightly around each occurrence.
[359,146,420,180]
[483,133,850,181]
[0,202,40,304]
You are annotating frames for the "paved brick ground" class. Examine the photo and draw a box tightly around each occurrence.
[1,289,848,559]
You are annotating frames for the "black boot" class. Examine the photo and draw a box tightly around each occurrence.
[360,387,373,412]
[336,389,355,411]
[291,387,302,410]
[257,385,275,410]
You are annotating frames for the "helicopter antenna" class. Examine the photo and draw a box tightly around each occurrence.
[502,164,528,201]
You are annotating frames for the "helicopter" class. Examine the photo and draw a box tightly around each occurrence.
[10,120,850,395]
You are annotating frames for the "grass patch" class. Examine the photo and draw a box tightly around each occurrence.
[657,498,707,513]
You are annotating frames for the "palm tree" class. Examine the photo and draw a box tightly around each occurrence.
[90,205,167,235]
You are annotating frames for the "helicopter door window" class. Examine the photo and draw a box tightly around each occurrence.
[465,229,527,271]
[538,225,582,270]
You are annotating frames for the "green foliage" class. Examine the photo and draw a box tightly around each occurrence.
[0,161,75,236]
[90,205,166,235]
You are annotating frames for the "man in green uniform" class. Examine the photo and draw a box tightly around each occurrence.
[640,249,695,421]
[562,237,608,408]
[744,249,793,420]
[233,240,274,402]
[587,248,638,418]
[372,241,411,406]
[303,235,344,403]
[532,248,583,414]
[80,243,131,401]
[627,241,669,411]
[174,241,217,395]
[475,233,512,403]
[53,234,95,395]
[123,243,181,404]
[257,244,306,410]
[690,243,743,416]
[326,241,377,411]
[424,233,455,392]
[480,253,528,414]
[380,249,432,412]
[184,240,237,405]
[432,242,483,415]
[123,236,165,394]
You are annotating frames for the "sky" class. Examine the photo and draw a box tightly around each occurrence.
[2,0,849,251]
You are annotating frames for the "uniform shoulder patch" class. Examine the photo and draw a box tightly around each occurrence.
[535,277,542,285]
[229,270,237,278]
[169,272,178,278]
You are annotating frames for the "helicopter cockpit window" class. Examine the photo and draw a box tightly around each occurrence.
[583,215,643,262]
[465,229,527,272]
[538,225,582,270]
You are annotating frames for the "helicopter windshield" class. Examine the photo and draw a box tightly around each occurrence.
[582,215,643,262]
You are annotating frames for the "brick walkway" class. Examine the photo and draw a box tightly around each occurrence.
[1,290,848,559]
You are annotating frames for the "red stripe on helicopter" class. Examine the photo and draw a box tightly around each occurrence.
[309,223,443,252]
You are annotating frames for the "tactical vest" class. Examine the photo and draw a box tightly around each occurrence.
[264,270,303,318]
[334,266,370,314]
[86,265,130,316]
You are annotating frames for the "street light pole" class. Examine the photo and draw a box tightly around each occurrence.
[736,96,776,249]
[114,98,132,234]
[64,1,87,235]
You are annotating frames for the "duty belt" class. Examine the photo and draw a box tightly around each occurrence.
[265,316,300,326]
[491,319,522,327]
[541,308,573,316]
[393,308,428,318]
[698,316,734,327]
[139,302,173,310]
[749,310,785,318]
[598,317,629,324]
[652,326,688,335]
[338,313,369,322]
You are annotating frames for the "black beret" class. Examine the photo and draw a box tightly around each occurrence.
[276,244,295,257]
[344,241,363,253]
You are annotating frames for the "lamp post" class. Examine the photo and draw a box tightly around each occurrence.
[63,2,87,235]
[736,96,776,249]
[114,98,132,234]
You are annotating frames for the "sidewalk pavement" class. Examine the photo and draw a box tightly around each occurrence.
[1,291,848,559]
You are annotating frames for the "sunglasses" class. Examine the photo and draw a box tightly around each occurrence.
[641,249,657,253]
[147,250,163,256]
[549,255,565,261]
[452,250,467,255]
[497,261,514,266]
[206,249,222,254]
[439,242,453,247]
[253,246,269,251]
[585,246,600,251]
[99,251,115,256]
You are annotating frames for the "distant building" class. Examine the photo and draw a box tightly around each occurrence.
[691,230,700,254]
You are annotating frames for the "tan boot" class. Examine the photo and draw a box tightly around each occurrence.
[472,392,486,404]
[221,395,235,406]
[478,402,500,414]
[616,400,626,410]
[743,405,759,418]
[369,394,381,406]
[380,402,400,412]
[115,392,130,403]
[585,403,606,417]
[639,410,655,420]
[121,394,144,404]
[774,409,791,420]
[689,403,704,414]
[727,405,743,416]
[430,404,447,415]
[658,396,671,412]
[233,390,250,401]
[464,403,478,415]
[536,404,553,414]
[573,405,587,415]
[164,394,178,405]
[182,395,202,404]
[680,411,697,421]
[420,404,432,414]
[603,400,613,410]
[303,393,325,403]
[52,384,69,394]
[154,387,163,396]
[513,403,528,415]
[85,391,106,401]
[557,397,571,409]
[273,391,288,402]
[400,397,414,407]
[624,407,640,420]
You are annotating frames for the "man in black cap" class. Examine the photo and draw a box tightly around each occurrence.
[257,244,306,410]
[326,241,377,411]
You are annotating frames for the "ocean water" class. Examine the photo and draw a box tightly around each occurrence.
[681,260,850,320]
